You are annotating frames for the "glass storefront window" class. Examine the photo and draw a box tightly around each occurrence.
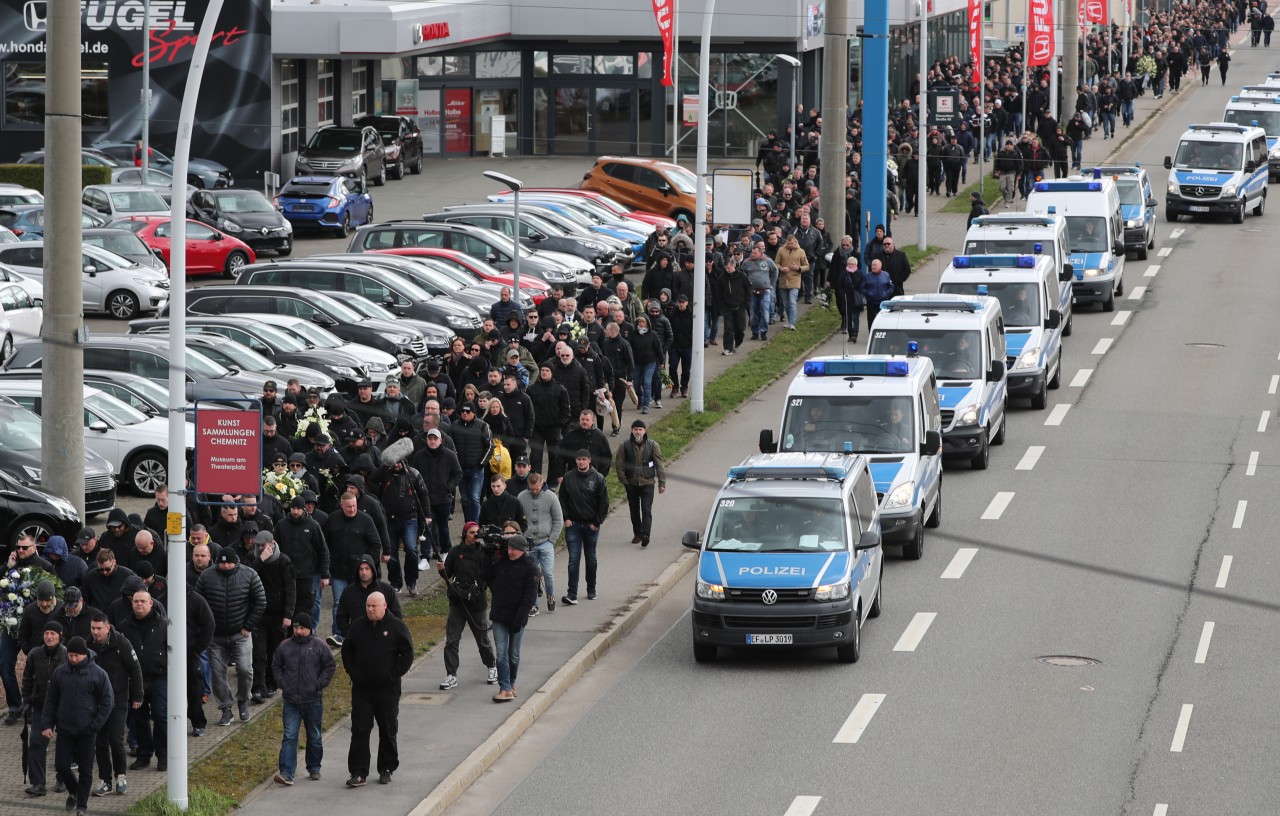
[534,87,549,154]
[4,62,108,130]
[552,55,592,75]
[594,55,634,75]
[476,51,521,78]
[417,56,443,77]
[533,52,548,77]
[443,56,471,76]
[638,52,652,79]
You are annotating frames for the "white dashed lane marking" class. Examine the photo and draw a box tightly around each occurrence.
[1232,500,1247,529]
[893,612,937,652]
[941,548,978,580]
[1194,622,1215,665]
[1270,375,1278,395]
[1170,228,1184,240]
[1153,805,1169,816]
[1092,338,1113,355]
[833,694,886,744]
[1247,451,1259,476]
[1158,247,1173,257]
[1170,704,1194,752]
[1045,405,1070,426]
[1216,555,1233,589]
[1070,369,1093,387]
[1112,310,1132,326]
[1260,411,1271,433]
[1015,445,1045,471]
[982,492,1015,520]
[1145,264,1161,277]
[784,796,823,816]
[1128,286,1146,301]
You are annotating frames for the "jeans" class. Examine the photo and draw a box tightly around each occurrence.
[492,621,525,692]
[530,541,555,600]
[625,483,655,538]
[386,517,420,589]
[636,361,657,409]
[329,577,350,637]
[704,303,720,342]
[96,706,127,782]
[209,632,253,710]
[1101,111,1116,138]
[55,729,97,810]
[1121,99,1134,125]
[459,467,484,524]
[780,288,799,326]
[1070,139,1083,168]
[668,346,691,391]
[134,679,167,762]
[310,573,324,632]
[564,522,599,599]
[279,699,324,779]
[750,289,774,337]
[0,632,20,714]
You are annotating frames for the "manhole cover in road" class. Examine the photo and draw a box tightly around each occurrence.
[1036,655,1101,667]
[1186,343,1225,349]
[402,692,449,705]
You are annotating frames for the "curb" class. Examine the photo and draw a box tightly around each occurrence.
[407,550,698,816]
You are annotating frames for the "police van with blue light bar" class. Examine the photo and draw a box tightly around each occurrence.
[1222,94,1280,181]
[1163,122,1268,224]
[682,452,883,664]
[938,255,1068,410]
[759,356,941,560]
[1026,172,1126,312]
[1090,164,1158,259]
[963,212,1072,297]
[867,294,1008,470]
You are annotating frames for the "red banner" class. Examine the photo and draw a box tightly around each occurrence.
[195,409,261,497]
[444,89,471,154]
[1028,0,1055,67]
[968,0,983,85]
[652,0,674,87]
[1081,0,1105,24]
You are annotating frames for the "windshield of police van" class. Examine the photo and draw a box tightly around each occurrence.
[780,395,914,454]
[869,329,983,379]
[1224,107,1280,134]
[1063,216,1109,253]
[1115,179,1144,206]
[1174,139,1242,171]
[963,238,1049,255]
[706,496,846,552]
[940,282,1039,327]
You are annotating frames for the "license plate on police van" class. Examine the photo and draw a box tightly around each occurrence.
[1189,206,1210,213]
[747,634,793,645]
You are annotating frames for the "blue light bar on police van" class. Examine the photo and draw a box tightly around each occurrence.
[803,359,909,377]
[726,463,854,481]
[1034,181,1103,192]
[951,255,1036,269]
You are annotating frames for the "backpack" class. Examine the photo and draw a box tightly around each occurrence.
[488,438,512,479]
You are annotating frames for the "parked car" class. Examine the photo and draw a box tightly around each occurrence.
[354,114,424,180]
[0,394,117,519]
[274,175,374,237]
[579,156,707,221]
[76,369,193,421]
[0,282,42,355]
[17,147,119,167]
[108,167,196,203]
[107,216,256,278]
[293,125,386,186]
[81,227,167,272]
[0,204,108,240]
[320,290,455,354]
[82,184,170,220]
[309,252,531,315]
[368,246,551,303]
[0,241,169,319]
[176,332,336,393]
[0,262,42,303]
[0,185,43,207]
[425,206,625,272]
[91,141,234,189]
[0,227,17,244]
[266,314,399,384]
[491,193,654,241]
[512,187,676,230]
[188,189,293,256]
[481,200,644,265]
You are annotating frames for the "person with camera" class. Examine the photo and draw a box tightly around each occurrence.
[435,522,497,691]
[488,534,539,702]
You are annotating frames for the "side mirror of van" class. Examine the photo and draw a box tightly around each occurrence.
[921,430,942,457]
[1146,197,1157,208]
[759,428,777,454]
[681,530,701,550]
[1060,263,1074,282]
[1113,240,1125,256]
[1163,156,1173,170]
[986,359,1005,381]
[855,531,881,551]
[1045,309,1061,330]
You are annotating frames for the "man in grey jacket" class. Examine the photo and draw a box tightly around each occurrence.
[517,471,563,614]
[741,243,779,341]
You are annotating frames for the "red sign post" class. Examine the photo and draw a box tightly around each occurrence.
[195,409,261,496]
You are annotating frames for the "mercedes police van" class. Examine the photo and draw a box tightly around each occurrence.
[1164,122,1269,224]
[682,452,883,664]
[1091,164,1158,259]
[759,356,942,560]
[1026,174,1126,312]
[938,255,1068,410]
[1222,93,1280,181]
[867,294,1008,470]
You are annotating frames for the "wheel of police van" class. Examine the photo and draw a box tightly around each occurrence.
[1030,379,1048,411]
[1232,201,1245,224]
[868,568,883,618]
[1165,207,1180,222]
[692,642,717,664]
[902,523,924,561]
[992,407,1007,445]
[1062,312,1073,337]
[970,430,990,470]
[1115,275,1124,297]
[1253,192,1266,216]
[925,478,942,529]
[1137,240,1149,261]
[1101,290,1116,313]
[836,606,861,664]
[1049,354,1062,389]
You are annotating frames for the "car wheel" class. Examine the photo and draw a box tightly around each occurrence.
[127,450,168,496]
[410,151,424,175]
[1165,207,1179,222]
[12,517,55,548]
[374,162,386,187]
[390,160,404,181]
[1254,192,1266,216]
[971,429,991,469]
[992,405,1007,445]
[1063,312,1073,337]
[188,176,205,190]
[107,289,140,320]
[1115,275,1124,297]
[1232,201,1245,224]
[692,642,717,663]
[835,605,861,663]
[1049,353,1062,389]
[902,522,923,560]
[1031,379,1048,410]
[338,212,352,238]
[365,203,374,225]
[925,478,942,529]
[1102,289,1116,312]
[0,334,12,362]
[223,250,249,279]
[868,568,883,618]
[1137,241,1148,260]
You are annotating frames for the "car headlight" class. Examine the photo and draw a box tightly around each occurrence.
[1015,347,1041,370]
[22,465,40,481]
[1221,181,1239,197]
[219,219,242,233]
[135,277,164,288]
[957,405,979,426]
[814,581,851,601]
[1083,268,1101,277]
[1125,219,1138,228]
[1167,180,1179,194]
[445,315,472,328]
[281,221,293,235]
[296,157,310,168]
[392,335,413,346]
[50,495,78,518]
[424,331,452,345]
[332,365,358,378]
[696,580,724,600]
[884,481,916,509]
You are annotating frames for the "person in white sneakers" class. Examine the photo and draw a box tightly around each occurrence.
[434,522,497,690]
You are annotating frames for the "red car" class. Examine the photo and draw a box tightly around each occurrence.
[372,247,551,304]
[508,187,676,230]
[107,216,256,278]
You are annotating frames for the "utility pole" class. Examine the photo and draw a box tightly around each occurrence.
[142,0,151,176]
[1064,0,1080,100]
[917,2,928,252]
[819,0,849,258]
[672,0,679,164]
[689,0,715,414]
[43,0,85,518]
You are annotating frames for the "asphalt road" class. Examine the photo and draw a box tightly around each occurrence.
[449,42,1280,816]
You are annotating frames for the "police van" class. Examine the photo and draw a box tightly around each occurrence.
[1164,122,1269,224]
[1222,93,1280,181]
[1091,164,1158,259]
[867,294,1007,470]
[1026,174,1127,312]
[759,356,941,560]
[938,255,1068,410]
[682,452,883,664]
[962,212,1074,335]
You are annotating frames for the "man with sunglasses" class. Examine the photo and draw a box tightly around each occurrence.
[261,380,282,419]
[876,237,912,297]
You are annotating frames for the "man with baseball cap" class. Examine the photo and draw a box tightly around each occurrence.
[434,521,497,690]
[487,534,538,702]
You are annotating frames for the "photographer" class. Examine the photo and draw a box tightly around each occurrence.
[435,522,497,692]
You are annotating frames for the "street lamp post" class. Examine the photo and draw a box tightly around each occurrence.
[776,54,801,170]
[484,170,524,296]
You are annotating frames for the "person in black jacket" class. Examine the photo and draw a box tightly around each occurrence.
[22,621,66,797]
[335,555,401,637]
[196,549,267,725]
[88,612,142,796]
[321,492,383,646]
[526,364,571,479]
[18,579,62,654]
[275,496,329,628]
[184,585,215,737]
[666,294,695,398]
[487,535,539,702]
[435,522,497,691]
[556,409,613,484]
[272,614,336,785]
[479,472,526,531]
[368,437,429,596]
[411,429,462,559]
[339,474,391,578]
[497,374,534,459]
[558,450,610,605]
[53,587,97,644]
[599,323,634,434]
[340,592,413,788]
[247,532,296,703]
[718,259,751,354]
[118,591,168,772]
[43,636,114,815]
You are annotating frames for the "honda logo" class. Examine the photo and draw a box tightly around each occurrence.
[23,0,47,31]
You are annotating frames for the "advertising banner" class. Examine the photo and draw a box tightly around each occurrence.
[651,0,674,87]
[1028,0,1055,66]
[195,409,261,497]
[968,0,983,84]
[444,88,471,153]
[1081,0,1106,25]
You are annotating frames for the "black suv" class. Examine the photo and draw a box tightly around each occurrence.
[189,189,293,256]
[355,115,424,180]
[294,126,387,186]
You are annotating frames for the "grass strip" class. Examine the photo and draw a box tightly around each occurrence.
[941,175,1002,212]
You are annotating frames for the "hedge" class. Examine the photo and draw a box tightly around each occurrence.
[0,163,112,192]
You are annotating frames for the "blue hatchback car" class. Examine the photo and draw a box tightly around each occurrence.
[0,204,108,240]
[274,175,373,237]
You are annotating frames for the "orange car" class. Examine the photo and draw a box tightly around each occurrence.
[580,156,706,221]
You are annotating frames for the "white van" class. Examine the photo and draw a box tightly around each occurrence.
[962,212,1075,334]
[1026,175,1126,312]
[1222,95,1280,181]
[1164,122,1269,223]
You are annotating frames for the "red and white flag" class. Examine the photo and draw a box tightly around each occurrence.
[652,0,675,87]
[968,0,983,84]
[1028,0,1055,67]
[1080,0,1106,25]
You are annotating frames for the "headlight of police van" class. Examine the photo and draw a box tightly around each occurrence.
[1221,180,1239,197]
[696,580,724,601]
[884,481,916,510]
[1270,146,1280,160]
[1125,218,1138,228]
[1083,268,1101,277]
[957,404,979,426]
[1167,179,1179,195]
[814,581,851,601]
[1015,347,1041,370]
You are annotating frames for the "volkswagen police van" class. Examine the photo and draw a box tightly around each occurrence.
[868,294,1008,470]
[962,212,1074,335]
[1164,122,1268,223]
[1222,93,1280,181]
[759,356,942,560]
[938,255,1068,410]
[682,452,883,664]
[1091,164,1158,259]
[1026,174,1126,312]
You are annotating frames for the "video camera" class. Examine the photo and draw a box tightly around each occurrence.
[478,524,508,556]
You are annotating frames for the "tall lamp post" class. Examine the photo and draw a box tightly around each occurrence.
[484,170,523,295]
[776,54,801,169]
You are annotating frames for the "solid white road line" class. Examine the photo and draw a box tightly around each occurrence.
[1092,338,1113,355]
[1158,247,1173,258]
[1247,451,1259,476]
[1232,500,1247,529]
[1170,228,1184,239]
[1170,704,1194,752]
[1259,411,1271,433]
[982,492,1015,520]
[893,612,937,652]
[942,548,978,580]
[1270,375,1279,396]
[1128,286,1147,300]
[1016,445,1045,471]
[834,694,886,744]
[1070,368,1093,387]
[1194,622,1215,665]
[1216,555,1233,589]
[1112,310,1132,326]
[1145,264,1161,277]
[1153,805,1169,816]
[784,796,823,816]
[1045,404,1071,426]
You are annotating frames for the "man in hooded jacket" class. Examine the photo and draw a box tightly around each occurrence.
[43,636,113,815]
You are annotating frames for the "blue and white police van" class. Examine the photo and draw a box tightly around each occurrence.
[962,212,1074,336]
[1091,164,1158,259]
[938,255,1068,410]
[1223,92,1280,181]
[868,294,1008,470]
[759,356,941,560]
[1164,122,1269,224]
[682,452,883,664]
[1026,173,1127,312]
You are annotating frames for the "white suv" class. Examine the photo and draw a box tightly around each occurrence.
[0,241,169,319]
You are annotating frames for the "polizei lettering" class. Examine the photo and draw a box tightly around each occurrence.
[738,566,805,576]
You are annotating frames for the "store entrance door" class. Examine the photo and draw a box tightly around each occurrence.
[551,84,636,153]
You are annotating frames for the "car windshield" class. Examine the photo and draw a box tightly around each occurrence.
[1223,107,1280,134]
[306,130,361,152]
[84,231,151,257]
[105,219,148,234]
[532,203,594,228]
[108,189,167,213]
[106,375,168,409]
[0,402,43,451]
[0,192,42,206]
[278,321,344,349]
[84,245,142,270]
[411,257,474,288]
[869,329,984,379]
[1174,139,1242,171]
[179,347,230,378]
[196,341,275,372]
[1114,179,1144,206]
[212,191,275,214]
[963,237,1053,255]
[85,391,148,426]
[941,282,1040,327]
[779,395,915,454]
[241,323,307,352]
[1063,216,1109,253]
[666,165,699,194]
[378,133,397,145]
[338,296,396,321]
[706,496,846,553]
